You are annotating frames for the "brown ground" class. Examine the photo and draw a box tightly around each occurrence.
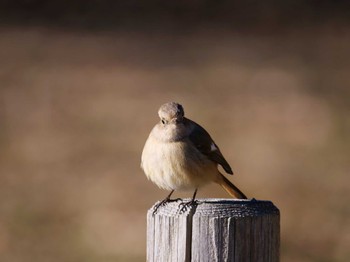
[0,25,349,261]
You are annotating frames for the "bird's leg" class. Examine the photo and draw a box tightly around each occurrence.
[179,189,198,213]
[190,188,198,204]
[153,190,181,214]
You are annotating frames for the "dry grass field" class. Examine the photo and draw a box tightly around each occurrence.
[0,25,349,261]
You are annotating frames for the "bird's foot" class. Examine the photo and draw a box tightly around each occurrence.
[178,199,198,214]
[152,198,182,215]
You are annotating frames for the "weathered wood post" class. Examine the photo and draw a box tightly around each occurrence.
[147,199,280,262]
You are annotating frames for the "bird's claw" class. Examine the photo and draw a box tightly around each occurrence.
[152,198,182,215]
[178,199,198,214]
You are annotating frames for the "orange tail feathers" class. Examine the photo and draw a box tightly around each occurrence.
[218,174,247,199]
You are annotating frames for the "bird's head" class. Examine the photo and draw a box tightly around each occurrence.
[158,102,185,125]
[155,102,189,141]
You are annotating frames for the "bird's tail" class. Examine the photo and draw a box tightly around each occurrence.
[217,174,247,199]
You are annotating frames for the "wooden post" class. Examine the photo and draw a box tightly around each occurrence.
[147,199,280,262]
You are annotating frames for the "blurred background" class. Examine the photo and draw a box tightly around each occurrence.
[0,1,350,261]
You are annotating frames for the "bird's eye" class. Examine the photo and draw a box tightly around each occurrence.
[161,119,166,124]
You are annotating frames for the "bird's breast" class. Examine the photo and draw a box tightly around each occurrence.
[141,135,217,191]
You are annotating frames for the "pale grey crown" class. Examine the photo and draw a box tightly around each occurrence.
[158,102,184,121]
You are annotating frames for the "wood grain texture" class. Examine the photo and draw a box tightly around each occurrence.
[147,199,280,262]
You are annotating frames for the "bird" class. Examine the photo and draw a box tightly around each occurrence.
[141,102,247,211]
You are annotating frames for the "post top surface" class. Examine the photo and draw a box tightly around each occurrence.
[149,198,280,217]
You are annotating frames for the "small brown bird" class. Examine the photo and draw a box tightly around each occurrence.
[141,102,247,208]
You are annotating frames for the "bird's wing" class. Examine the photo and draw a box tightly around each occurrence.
[187,119,233,175]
